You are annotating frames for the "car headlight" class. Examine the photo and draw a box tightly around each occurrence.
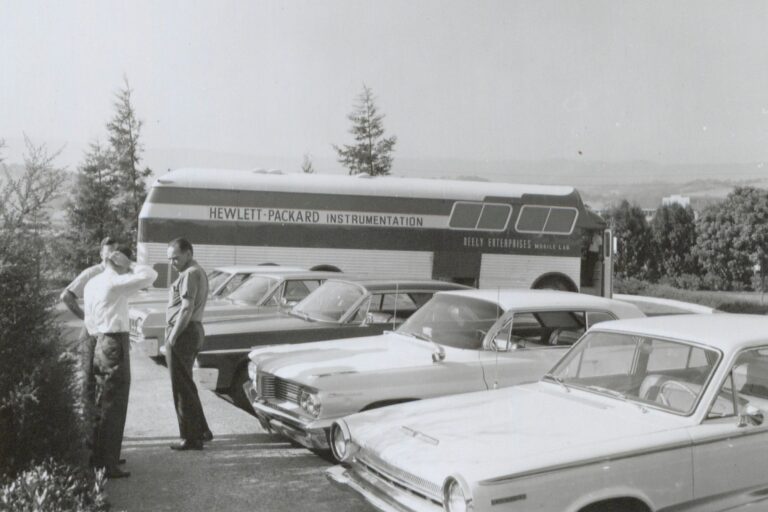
[443,477,473,512]
[298,389,322,418]
[248,361,258,382]
[330,421,358,462]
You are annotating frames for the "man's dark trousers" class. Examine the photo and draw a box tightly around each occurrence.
[93,332,130,471]
[77,326,98,436]
[166,321,210,441]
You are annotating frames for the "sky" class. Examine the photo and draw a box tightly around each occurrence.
[2,0,768,177]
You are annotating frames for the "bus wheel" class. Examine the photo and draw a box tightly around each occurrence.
[258,262,279,266]
[310,264,342,272]
[532,274,578,292]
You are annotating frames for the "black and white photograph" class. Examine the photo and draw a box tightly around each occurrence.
[2,1,768,511]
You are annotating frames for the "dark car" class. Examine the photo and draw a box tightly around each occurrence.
[193,278,469,408]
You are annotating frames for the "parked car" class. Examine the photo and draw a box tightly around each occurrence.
[327,313,768,512]
[193,278,469,408]
[130,268,338,357]
[245,289,643,450]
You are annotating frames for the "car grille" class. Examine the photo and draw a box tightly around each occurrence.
[356,448,442,505]
[258,373,301,404]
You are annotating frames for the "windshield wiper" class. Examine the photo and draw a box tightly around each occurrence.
[290,310,314,322]
[543,373,570,393]
[585,386,648,412]
[400,330,433,342]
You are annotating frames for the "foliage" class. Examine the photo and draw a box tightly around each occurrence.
[604,200,653,280]
[333,85,397,176]
[0,459,108,512]
[61,142,123,272]
[649,203,699,279]
[694,187,768,290]
[301,153,315,174]
[106,77,153,247]
[0,139,89,477]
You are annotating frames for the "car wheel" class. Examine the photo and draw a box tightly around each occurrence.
[229,367,252,412]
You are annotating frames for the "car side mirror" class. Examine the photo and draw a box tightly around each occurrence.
[738,404,764,428]
[432,344,446,363]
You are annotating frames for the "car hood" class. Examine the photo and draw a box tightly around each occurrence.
[345,382,691,486]
[253,332,473,384]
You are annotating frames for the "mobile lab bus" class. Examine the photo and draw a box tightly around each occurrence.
[138,168,613,296]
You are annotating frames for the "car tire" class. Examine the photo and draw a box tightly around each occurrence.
[229,367,252,412]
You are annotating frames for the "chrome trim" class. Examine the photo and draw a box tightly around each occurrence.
[479,440,692,486]
[357,448,442,501]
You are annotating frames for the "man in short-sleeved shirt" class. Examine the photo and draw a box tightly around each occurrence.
[165,238,212,450]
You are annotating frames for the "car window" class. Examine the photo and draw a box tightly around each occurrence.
[587,311,615,327]
[218,273,251,297]
[381,293,418,312]
[285,280,320,301]
[227,276,277,303]
[708,347,768,419]
[503,310,586,347]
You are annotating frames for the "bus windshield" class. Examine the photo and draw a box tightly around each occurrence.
[293,281,365,323]
[227,276,278,304]
[397,295,502,350]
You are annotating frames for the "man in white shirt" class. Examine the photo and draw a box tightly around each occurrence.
[84,247,157,479]
[60,236,117,446]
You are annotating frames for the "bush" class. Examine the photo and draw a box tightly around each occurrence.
[0,235,89,476]
[717,301,768,314]
[0,459,108,512]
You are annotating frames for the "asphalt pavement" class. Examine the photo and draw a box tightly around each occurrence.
[56,310,371,512]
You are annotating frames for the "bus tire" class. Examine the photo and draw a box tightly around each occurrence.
[532,274,578,293]
[310,264,342,272]
[258,262,279,266]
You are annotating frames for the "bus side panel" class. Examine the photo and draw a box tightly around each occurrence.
[138,242,433,281]
[478,254,580,290]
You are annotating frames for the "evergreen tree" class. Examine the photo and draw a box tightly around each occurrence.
[604,200,653,280]
[649,203,698,279]
[62,141,122,271]
[107,77,152,247]
[301,153,315,173]
[333,85,397,176]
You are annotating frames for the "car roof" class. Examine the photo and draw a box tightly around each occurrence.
[613,293,717,315]
[436,288,644,315]
[325,278,471,292]
[212,265,307,274]
[592,314,768,351]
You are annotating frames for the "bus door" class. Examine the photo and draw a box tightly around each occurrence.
[602,229,613,298]
[580,229,613,298]
[432,251,480,287]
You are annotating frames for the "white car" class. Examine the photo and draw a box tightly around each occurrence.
[328,314,768,512]
[246,289,643,450]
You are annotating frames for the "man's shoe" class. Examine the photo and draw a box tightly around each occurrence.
[118,458,126,465]
[170,440,203,451]
[106,468,131,479]
[202,431,213,442]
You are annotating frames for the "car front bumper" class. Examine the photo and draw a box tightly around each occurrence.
[326,465,440,512]
[244,383,333,450]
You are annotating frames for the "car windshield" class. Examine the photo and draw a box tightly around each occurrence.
[548,331,720,415]
[396,294,502,350]
[292,281,364,323]
[226,276,278,303]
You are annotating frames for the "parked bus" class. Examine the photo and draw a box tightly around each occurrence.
[138,168,613,296]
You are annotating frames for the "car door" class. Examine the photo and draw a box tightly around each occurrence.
[686,346,768,509]
[479,309,589,389]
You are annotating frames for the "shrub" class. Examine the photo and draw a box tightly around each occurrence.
[0,459,108,512]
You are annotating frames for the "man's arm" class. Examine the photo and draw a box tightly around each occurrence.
[166,270,201,347]
[111,264,159,295]
[60,289,84,320]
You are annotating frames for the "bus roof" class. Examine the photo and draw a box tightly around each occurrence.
[151,168,577,202]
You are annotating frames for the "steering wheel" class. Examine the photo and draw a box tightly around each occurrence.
[657,380,697,408]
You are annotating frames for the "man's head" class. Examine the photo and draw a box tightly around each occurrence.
[167,238,194,272]
[99,236,118,263]
[106,246,133,275]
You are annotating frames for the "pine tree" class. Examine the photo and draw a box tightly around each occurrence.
[62,141,122,271]
[107,77,152,247]
[333,85,397,176]
[301,153,315,174]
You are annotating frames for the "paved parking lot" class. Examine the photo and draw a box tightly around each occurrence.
[104,347,372,512]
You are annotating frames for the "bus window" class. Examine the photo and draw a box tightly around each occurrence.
[449,203,483,229]
[449,202,511,231]
[516,205,578,235]
[477,204,512,230]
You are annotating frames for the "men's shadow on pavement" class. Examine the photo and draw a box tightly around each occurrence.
[106,433,370,512]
